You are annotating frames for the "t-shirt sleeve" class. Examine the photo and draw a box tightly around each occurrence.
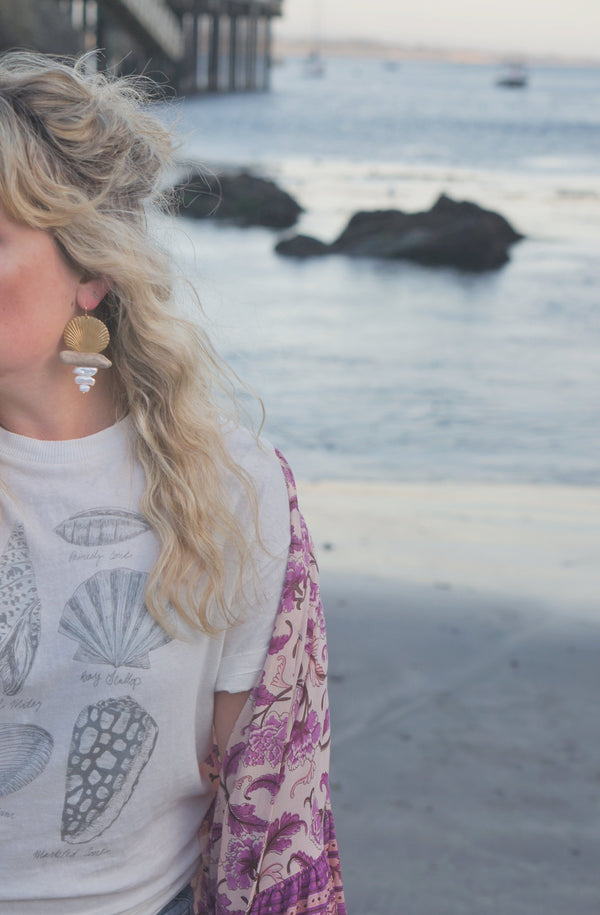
[214,434,290,693]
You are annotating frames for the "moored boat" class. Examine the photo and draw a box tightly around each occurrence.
[496,62,528,88]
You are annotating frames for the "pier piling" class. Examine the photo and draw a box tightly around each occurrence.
[0,0,282,93]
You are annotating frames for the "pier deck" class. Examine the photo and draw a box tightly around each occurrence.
[0,0,283,93]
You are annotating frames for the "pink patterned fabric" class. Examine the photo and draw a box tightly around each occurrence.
[193,454,346,915]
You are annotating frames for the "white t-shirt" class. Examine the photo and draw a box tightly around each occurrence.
[0,419,290,914]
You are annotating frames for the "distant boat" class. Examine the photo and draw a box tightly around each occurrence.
[303,0,326,77]
[304,49,325,78]
[496,63,528,89]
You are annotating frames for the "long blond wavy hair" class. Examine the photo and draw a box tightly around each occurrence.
[0,51,260,633]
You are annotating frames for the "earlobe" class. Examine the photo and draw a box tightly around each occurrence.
[75,277,111,313]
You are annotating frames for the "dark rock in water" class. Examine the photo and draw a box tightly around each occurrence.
[174,169,302,229]
[276,194,523,271]
[275,235,330,258]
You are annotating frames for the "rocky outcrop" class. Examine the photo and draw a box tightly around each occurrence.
[276,194,523,271]
[174,169,303,230]
[271,234,330,258]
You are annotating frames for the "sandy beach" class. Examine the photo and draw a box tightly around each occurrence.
[297,481,600,914]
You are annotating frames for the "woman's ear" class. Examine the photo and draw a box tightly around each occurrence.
[75,277,111,312]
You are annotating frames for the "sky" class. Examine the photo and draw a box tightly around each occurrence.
[274,0,600,59]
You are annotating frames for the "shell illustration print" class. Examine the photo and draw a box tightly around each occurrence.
[54,508,151,547]
[59,568,171,668]
[62,695,157,843]
[0,524,41,695]
[0,724,53,798]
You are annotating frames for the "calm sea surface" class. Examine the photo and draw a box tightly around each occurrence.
[158,58,600,484]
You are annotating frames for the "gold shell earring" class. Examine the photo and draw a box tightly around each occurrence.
[60,294,112,394]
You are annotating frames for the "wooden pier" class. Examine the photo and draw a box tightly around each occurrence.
[0,0,283,93]
[171,1,282,93]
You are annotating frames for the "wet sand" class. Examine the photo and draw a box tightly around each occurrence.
[298,481,600,915]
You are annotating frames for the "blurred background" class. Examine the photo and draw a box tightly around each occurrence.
[3,1,598,486]
[3,3,600,913]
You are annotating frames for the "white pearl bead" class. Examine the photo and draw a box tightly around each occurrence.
[72,366,98,394]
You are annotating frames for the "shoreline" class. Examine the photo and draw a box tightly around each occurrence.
[297,479,600,614]
[302,479,600,913]
[272,38,600,69]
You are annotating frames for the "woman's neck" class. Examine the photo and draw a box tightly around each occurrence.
[0,368,118,441]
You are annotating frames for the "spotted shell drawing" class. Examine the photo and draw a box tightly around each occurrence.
[54,509,151,547]
[61,695,158,843]
[0,524,41,696]
[63,315,110,354]
[58,567,171,668]
[0,724,53,798]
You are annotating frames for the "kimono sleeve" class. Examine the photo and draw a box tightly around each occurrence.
[193,452,346,915]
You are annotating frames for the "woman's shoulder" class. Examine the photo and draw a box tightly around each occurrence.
[220,424,291,547]
[221,423,285,496]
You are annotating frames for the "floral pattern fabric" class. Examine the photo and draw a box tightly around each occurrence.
[193,454,346,915]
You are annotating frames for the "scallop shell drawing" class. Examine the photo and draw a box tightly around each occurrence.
[54,509,151,547]
[0,724,53,798]
[61,695,157,843]
[59,568,171,668]
[0,524,41,695]
[63,315,110,353]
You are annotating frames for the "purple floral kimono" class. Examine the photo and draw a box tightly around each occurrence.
[193,454,346,915]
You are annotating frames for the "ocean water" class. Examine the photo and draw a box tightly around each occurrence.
[158,58,600,484]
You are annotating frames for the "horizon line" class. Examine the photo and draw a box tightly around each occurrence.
[273,35,600,68]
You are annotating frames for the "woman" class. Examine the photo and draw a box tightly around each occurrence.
[0,52,345,915]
